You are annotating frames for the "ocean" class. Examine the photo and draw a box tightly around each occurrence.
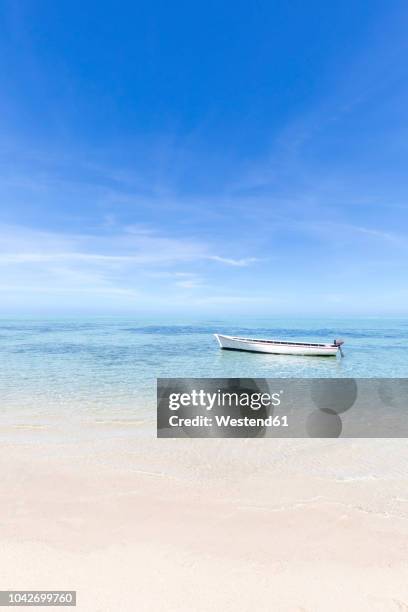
[0,317,408,419]
[0,316,407,423]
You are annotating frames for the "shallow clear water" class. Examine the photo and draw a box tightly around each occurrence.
[0,316,407,419]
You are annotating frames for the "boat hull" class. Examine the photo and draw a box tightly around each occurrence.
[214,334,339,356]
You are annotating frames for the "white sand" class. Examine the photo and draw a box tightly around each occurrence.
[0,422,408,611]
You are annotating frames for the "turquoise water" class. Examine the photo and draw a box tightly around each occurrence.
[0,317,407,419]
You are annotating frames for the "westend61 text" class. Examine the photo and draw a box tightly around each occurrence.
[168,414,289,428]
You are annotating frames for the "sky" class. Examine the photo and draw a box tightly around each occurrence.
[0,0,408,315]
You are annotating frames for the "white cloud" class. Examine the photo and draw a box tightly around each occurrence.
[0,224,259,309]
[207,255,260,267]
[0,224,261,269]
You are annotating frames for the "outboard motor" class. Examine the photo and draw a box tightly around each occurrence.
[334,339,345,357]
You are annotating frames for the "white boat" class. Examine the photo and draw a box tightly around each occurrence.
[214,334,344,357]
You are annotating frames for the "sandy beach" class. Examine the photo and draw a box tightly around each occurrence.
[1,420,408,611]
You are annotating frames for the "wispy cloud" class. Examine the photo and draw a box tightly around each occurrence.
[207,255,260,267]
[0,224,261,268]
[0,223,261,309]
[346,225,398,242]
[298,220,404,245]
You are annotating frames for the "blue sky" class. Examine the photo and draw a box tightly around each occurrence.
[0,0,407,315]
